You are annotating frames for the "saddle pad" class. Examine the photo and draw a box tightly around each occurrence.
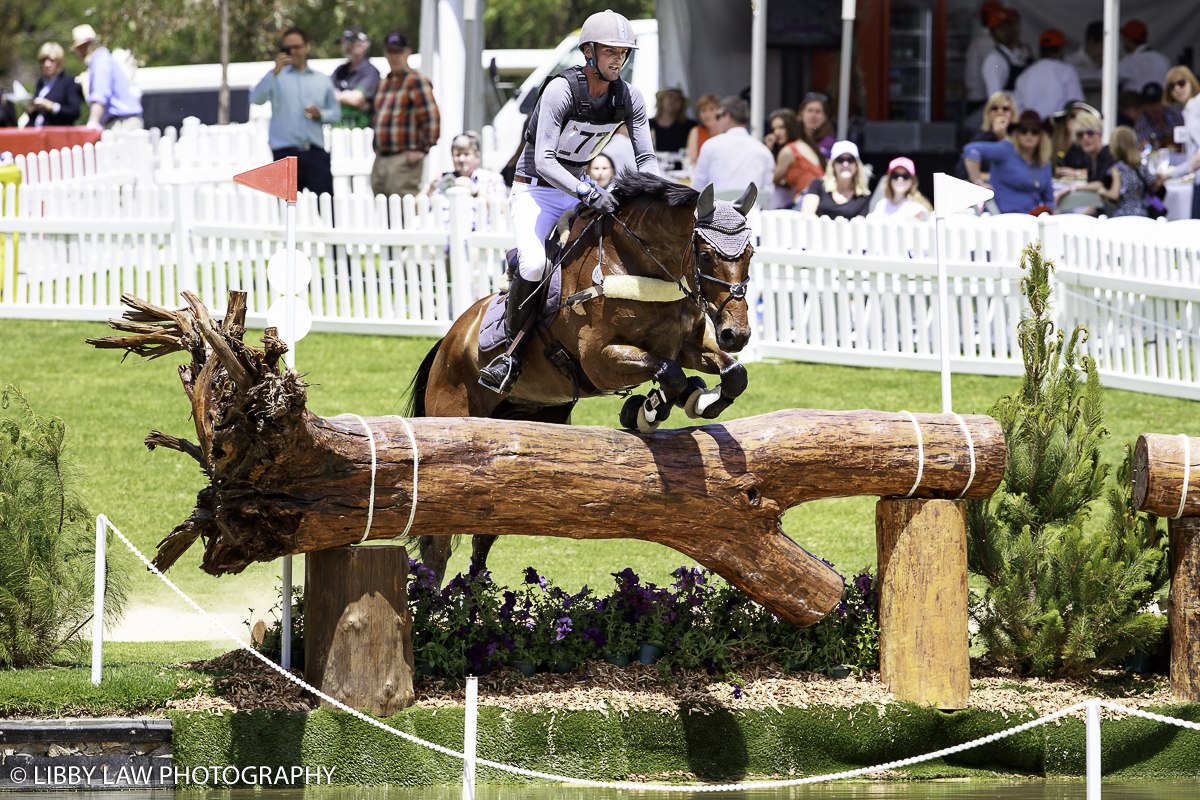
[478,266,563,353]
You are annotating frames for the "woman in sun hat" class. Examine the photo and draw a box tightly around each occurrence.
[869,157,932,221]
[649,86,694,153]
[795,140,871,219]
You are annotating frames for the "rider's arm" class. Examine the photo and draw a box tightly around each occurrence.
[624,86,661,175]
[531,79,599,194]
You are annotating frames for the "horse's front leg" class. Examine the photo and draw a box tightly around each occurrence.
[677,327,749,420]
[591,343,688,431]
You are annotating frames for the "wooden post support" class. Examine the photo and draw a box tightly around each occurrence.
[1170,517,1200,702]
[304,544,414,716]
[876,499,969,709]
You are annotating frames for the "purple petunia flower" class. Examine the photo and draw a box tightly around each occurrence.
[732,684,743,700]
[552,616,573,641]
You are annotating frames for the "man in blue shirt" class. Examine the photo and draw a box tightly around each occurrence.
[71,25,143,131]
[251,27,341,197]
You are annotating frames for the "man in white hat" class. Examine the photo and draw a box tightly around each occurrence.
[478,9,660,394]
[72,24,143,131]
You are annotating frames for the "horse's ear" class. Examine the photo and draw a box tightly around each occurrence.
[732,184,758,217]
[697,184,715,221]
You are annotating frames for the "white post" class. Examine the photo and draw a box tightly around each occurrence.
[462,675,478,800]
[91,515,107,686]
[280,198,297,670]
[1101,0,1120,143]
[935,216,953,413]
[446,187,474,319]
[750,0,768,142]
[837,0,856,140]
[1086,700,1102,799]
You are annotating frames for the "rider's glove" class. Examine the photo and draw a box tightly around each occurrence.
[584,187,619,214]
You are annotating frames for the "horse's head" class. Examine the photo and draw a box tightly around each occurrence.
[692,184,754,353]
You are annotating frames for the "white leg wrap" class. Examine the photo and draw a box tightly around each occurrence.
[685,385,723,419]
[636,404,661,434]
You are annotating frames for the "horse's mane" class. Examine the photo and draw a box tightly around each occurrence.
[611,170,699,208]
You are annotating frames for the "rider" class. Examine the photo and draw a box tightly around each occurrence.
[478,9,661,393]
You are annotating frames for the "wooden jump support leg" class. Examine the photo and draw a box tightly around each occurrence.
[1133,434,1200,701]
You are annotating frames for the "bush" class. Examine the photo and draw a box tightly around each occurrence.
[965,244,1169,678]
[0,385,129,668]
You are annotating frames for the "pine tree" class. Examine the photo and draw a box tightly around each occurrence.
[966,243,1168,678]
[0,385,130,668]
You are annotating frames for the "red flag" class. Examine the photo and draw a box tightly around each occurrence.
[233,157,298,202]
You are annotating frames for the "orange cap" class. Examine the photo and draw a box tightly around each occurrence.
[1039,29,1066,49]
[1120,20,1147,43]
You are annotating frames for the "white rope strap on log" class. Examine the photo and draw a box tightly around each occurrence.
[952,412,976,500]
[341,414,377,543]
[1177,433,1191,520]
[900,410,924,498]
[391,415,420,539]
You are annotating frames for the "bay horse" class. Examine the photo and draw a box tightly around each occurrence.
[405,171,756,584]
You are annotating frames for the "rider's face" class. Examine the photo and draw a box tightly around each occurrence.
[588,44,628,81]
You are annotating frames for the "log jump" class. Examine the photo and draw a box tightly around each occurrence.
[1133,433,1200,702]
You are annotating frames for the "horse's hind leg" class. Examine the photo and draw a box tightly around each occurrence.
[419,535,454,586]
[470,535,500,573]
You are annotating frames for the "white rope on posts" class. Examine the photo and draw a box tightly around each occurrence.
[900,410,924,498]
[463,676,478,800]
[1176,433,1191,520]
[91,514,108,686]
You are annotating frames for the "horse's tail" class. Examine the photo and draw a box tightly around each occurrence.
[402,338,443,419]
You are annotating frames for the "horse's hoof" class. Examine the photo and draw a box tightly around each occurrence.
[674,376,708,409]
[643,388,671,425]
[619,395,645,430]
[686,385,725,419]
[636,404,661,434]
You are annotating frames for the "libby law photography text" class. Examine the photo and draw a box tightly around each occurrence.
[7,764,338,787]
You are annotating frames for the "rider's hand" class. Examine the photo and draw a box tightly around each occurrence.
[585,187,619,214]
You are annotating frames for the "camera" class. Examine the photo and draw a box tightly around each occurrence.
[435,173,459,194]
[280,46,293,55]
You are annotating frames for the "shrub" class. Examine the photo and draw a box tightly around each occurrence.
[0,385,129,668]
[965,244,1169,678]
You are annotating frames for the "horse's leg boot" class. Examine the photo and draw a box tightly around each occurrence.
[479,273,540,393]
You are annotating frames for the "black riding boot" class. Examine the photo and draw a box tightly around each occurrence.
[479,273,540,393]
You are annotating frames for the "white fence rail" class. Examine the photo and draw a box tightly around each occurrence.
[6,164,1200,400]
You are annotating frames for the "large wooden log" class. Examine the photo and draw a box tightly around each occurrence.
[305,545,414,715]
[1132,433,1200,518]
[86,291,1005,629]
[1170,517,1200,702]
[876,499,969,709]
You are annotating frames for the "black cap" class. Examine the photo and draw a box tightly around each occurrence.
[384,32,410,50]
[1141,82,1164,103]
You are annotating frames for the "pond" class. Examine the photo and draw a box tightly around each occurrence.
[8,783,1200,800]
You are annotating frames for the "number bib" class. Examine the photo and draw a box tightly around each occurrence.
[556,120,619,164]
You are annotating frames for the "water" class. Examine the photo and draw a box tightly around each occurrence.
[6,783,1200,800]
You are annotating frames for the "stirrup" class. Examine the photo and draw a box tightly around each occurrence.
[479,352,521,393]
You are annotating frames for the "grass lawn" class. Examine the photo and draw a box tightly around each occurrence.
[2,318,1197,645]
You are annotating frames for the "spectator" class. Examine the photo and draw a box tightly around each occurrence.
[422,132,506,202]
[691,95,774,196]
[962,109,1053,214]
[798,92,835,161]
[1056,111,1113,212]
[1014,30,1083,120]
[0,95,16,128]
[587,153,616,189]
[964,2,1005,114]
[1165,67,1200,218]
[1118,20,1172,95]
[765,108,820,210]
[1100,126,1158,217]
[1065,21,1104,106]
[602,125,636,176]
[649,87,694,153]
[981,9,1031,98]
[71,24,142,130]
[1135,83,1183,151]
[28,43,82,128]
[370,31,439,198]
[869,157,932,221]
[251,27,340,197]
[1051,103,1100,180]
[954,91,1015,181]
[332,27,381,129]
[1116,90,1143,128]
[684,93,722,169]
[796,140,871,220]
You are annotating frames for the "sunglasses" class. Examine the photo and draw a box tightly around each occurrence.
[1017,127,1042,136]
[805,92,830,103]
[1171,80,1190,90]
[1076,128,1100,137]
[890,172,913,180]
[833,155,857,165]
[991,105,1012,113]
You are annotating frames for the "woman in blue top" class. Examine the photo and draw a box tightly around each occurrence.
[962,109,1054,214]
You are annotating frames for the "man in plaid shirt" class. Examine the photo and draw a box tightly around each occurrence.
[371,32,440,198]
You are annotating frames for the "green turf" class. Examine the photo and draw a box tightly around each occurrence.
[2,318,1197,641]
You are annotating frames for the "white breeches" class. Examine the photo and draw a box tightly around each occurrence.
[509,183,579,281]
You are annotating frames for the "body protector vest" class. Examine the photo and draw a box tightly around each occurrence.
[526,66,629,168]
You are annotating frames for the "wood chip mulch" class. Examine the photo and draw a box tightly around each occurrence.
[164,650,1174,722]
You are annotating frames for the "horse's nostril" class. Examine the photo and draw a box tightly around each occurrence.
[719,328,734,345]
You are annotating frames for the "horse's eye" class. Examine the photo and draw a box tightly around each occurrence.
[701,252,714,262]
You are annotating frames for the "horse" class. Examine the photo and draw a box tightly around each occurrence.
[404,171,757,584]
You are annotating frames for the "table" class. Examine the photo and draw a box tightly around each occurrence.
[0,127,103,158]
[1165,179,1194,221]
